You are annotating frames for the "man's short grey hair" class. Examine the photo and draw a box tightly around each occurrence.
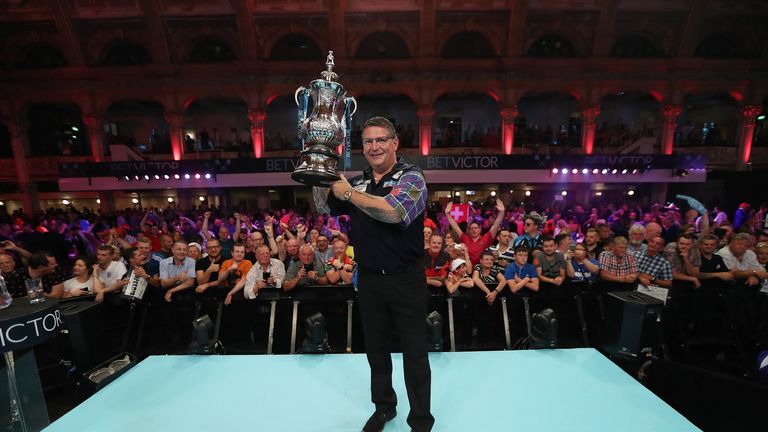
[299,243,315,254]
[628,224,645,234]
[613,236,628,246]
[731,232,752,243]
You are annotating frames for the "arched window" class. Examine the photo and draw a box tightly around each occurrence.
[102,40,152,66]
[694,34,742,59]
[527,34,577,58]
[355,31,410,59]
[185,39,237,63]
[17,44,67,68]
[441,31,496,58]
[610,36,660,58]
[269,33,323,61]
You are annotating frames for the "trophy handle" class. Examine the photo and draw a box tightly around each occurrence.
[346,96,357,116]
[294,86,307,107]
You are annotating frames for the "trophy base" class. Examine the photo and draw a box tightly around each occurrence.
[291,169,340,187]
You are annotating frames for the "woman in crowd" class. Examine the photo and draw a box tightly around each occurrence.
[61,256,104,298]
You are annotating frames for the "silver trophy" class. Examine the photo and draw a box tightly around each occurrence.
[292,51,357,186]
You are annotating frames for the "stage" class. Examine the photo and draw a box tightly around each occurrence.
[44,348,699,431]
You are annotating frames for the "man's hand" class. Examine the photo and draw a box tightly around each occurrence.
[256,280,267,290]
[692,278,701,289]
[444,202,452,216]
[95,292,104,303]
[208,262,220,272]
[553,276,564,286]
[638,275,651,286]
[224,293,233,305]
[718,272,734,281]
[164,290,173,302]
[331,174,353,200]
[228,262,239,272]
[133,266,148,280]
[485,290,498,305]
[195,283,208,293]
[747,276,760,286]
[495,198,505,213]
[204,211,211,219]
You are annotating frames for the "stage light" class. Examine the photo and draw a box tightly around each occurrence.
[188,315,215,355]
[525,190,531,197]
[758,115,765,121]
[194,173,201,179]
[204,173,212,179]
[601,169,608,175]
[595,191,602,196]
[154,175,160,180]
[174,174,180,179]
[582,168,589,174]
[627,190,635,196]
[561,190,568,196]
[124,176,130,181]
[592,168,598,174]
[71,126,79,132]
[131,198,139,204]
[199,196,205,201]
[164,174,170,180]
[632,168,638,174]
[446,193,452,198]
[571,169,578,174]
[184,174,191,180]
[490,191,497,197]
[144,175,150,181]
[96,199,101,204]
[62,199,70,205]
[530,308,558,349]
[509,190,514,194]
[561,168,568,174]
[611,169,618,175]
[298,312,328,354]
[621,169,628,175]
[552,168,559,174]
[0,201,4,206]
[167,197,174,203]
[134,175,140,180]
[454,192,460,197]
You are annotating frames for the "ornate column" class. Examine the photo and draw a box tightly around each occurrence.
[416,106,434,156]
[82,113,105,162]
[660,105,683,155]
[248,108,266,158]
[164,112,184,161]
[736,105,763,170]
[500,105,518,155]
[3,116,39,214]
[580,105,601,155]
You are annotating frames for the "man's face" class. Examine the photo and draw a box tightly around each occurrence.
[187,247,201,260]
[481,254,494,269]
[161,235,173,250]
[332,241,347,257]
[251,232,264,247]
[299,247,314,264]
[173,243,188,260]
[0,254,15,273]
[629,229,644,244]
[218,226,229,240]
[598,226,611,240]
[256,247,271,265]
[614,242,627,257]
[647,237,664,255]
[232,246,245,262]
[700,239,717,254]
[362,125,398,173]
[497,230,510,246]
[96,249,112,265]
[515,251,528,266]
[558,237,571,252]
[137,242,151,259]
[585,231,598,246]
[468,223,481,238]
[206,240,221,258]
[129,251,143,267]
[524,219,537,235]
[316,236,329,251]
[286,240,299,257]
[729,239,749,257]
[428,236,443,254]
[542,240,556,255]
[42,256,57,275]
[677,237,692,254]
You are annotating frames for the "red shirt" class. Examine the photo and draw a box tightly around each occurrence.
[460,232,494,264]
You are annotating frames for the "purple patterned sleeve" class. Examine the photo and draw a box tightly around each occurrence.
[384,171,427,227]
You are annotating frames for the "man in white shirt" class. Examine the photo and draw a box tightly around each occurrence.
[716,233,768,286]
[94,244,128,302]
[226,245,286,304]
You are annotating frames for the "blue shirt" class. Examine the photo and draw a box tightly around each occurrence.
[569,258,599,282]
[159,256,196,280]
[504,261,538,281]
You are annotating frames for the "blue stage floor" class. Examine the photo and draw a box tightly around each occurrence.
[44,348,699,432]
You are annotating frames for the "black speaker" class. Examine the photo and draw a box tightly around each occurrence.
[601,291,664,359]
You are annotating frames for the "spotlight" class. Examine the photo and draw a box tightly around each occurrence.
[164,174,170,180]
[144,175,150,181]
[509,190,514,194]
[552,168,559,174]
[611,169,618,175]
[525,190,531,197]
[0,201,3,206]
[134,175,140,180]
[601,169,608,175]
[561,190,568,196]
[204,173,212,179]
[490,191,497,197]
[96,199,101,204]
[561,168,568,174]
[298,312,328,354]
[62,199,70,205]
[199,196,205,202]
[621,169,628,175]
[188,315,215,355]
[131,198,139,204]
[592,168,599,174]
[571,169,578,174]
[627,190,635,196]
[631,168,638,174]
[194,174,201,179]
[154,174,160,180]
[124,176,130,181]
[167,197,174,203]
[426,311,443,352]
[184,174,191,180]
[582,168,589,174]
[455,192,460,197]
[595,191,602,196]
[174,174,181,179]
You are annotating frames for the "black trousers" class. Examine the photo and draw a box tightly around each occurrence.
[357,267,434,432]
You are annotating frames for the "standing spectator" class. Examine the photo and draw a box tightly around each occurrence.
[566,243,599,282]
[471,250,506,305]
[160,241,196,302]
[93,245,128,302]
[504,247,539,294]
[665,234,702,288]
[444,200,505,264]
[716,233,767,286]
[635,236,673,288]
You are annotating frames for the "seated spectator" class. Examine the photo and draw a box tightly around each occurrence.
[0,252,25,297]
[598,236,638,286]
[187,242,202,260]
[504,247,539,294]
[215,243,253,289]
[566,243,599,282]
[135,239,160,287]
[326,237,355,285]
[195,238,225,294]
[555,233,571,255]
[93,245,128,301]
[471,250,506,305]
[665,234,702,288]
[445,258,474,294]
[584,228,603,261]
[698,234,734,284]
[635,236,673,288]
[160,241,197,302]
[716,232,767,286]
[513,214,543,250]
[19,251,67,299]
[424,234,450,288]
[62,256,103,299]
[284,244,328,291]
[120,246,152,295]
[314,234,333,264]
[533,235,566,287]
[227,245,286,304]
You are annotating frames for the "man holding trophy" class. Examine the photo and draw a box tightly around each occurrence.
[303,53,434,432]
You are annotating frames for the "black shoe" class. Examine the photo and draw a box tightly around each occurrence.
[362,409,396,432]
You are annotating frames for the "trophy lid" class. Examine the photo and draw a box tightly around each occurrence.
[320,51,338,82]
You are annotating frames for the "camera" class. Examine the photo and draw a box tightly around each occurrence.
[303,263,314,272]
[262,272,271,281]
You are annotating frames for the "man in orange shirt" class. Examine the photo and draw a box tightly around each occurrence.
[215,243,253,289]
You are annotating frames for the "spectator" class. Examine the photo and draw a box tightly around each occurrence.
[195,238,225,294]
[424,234,450,288]
[228,244,286,304]
[583,228,603,261]
[627,224,647,257]
[664,234,702,288]
[471,250,506,305]
[284,244,328,291]
[635,236,673,288]
[716,233,767,286]
[326,237,355,285]
[697,234,734,284]
[504,247,539,294]
[61,256,103,299]
[533,235,566,287]
[445,258,473,294]
[444,199,505,264]
[160,241,196,302]
[513,214,543,250]
[566,243,599,282]
[215,243,253,291]
[489,228,515,269]
[93,245,128,301]
[598,236,638,286]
